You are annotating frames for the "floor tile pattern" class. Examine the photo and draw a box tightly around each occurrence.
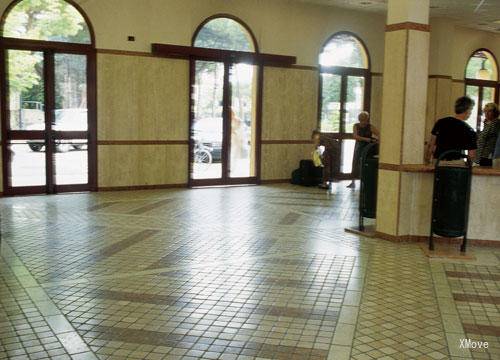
[0,183,499,359]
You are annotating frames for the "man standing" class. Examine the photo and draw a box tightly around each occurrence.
[425,96,477,164]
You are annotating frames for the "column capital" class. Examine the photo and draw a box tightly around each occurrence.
[387,0,430,26]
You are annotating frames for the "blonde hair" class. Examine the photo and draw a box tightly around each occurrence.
[484,103,499,118]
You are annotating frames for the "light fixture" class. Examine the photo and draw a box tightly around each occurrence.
[476,60,491,80]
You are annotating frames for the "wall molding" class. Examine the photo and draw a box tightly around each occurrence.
[374,231,500,247]
[428,74,452,80]
[97,48,154,57]
[261,140,312,145]
[98,183,187,191]
[98,140,189,145]
[260,179,290,184]
[385,22,430,33]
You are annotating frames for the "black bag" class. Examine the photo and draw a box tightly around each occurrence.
[290,160,322,186]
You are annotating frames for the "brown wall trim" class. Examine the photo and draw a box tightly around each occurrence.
[98,183,187,192]
[429,74,452,80]
[374,231,500,247]
[290,64,318,71]
[260,179,290,184]
[452,79,465,84]
[261,140,312,145]
[98,140,189,145]
[379,162,500,176]
[385,22,430,32]
[371,72,383,77]
[378,163,401,171]
[97,48,154,57]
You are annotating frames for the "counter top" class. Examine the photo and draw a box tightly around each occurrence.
[379,163,500,176]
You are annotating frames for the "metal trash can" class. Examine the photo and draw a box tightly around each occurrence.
[359,143,379,231]
[429,150,472,252]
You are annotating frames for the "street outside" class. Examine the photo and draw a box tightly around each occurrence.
[10,144,88,187]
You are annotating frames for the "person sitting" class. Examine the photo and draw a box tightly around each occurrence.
[425,96,477,165]
[347,112,379,188]
[476,103,500,167]
[290,130,324,187]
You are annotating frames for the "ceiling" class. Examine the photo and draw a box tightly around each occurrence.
[298,0,500,34]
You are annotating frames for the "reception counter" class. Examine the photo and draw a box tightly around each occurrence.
[377,163,500,245]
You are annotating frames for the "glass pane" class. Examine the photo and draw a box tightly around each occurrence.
[3,0,91,44]
[465,50,497,80]
[9,140,46,187]
[54,140,88,185]
[479,87,496,131]
[345,76,365,133]
[320,73,341,133]
[194,18,254,52]
[191,61,224,180]
[319,33,368,68]
[7,50,45,131]
[229,64,256,178]
[54,54,88,131]
[465,85,479,130]
[341,140,356,174]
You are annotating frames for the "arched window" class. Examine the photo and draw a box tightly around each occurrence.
[2,0,92,43]
[464,49,499,130]
[193,17,256,52]
[318,32,371,178]
[1,0,96,195]
[189,16,259,186]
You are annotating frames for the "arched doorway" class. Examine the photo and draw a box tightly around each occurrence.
[464,49,499,131]
[0,0,96,195]
[318,32,371,179]
[190,15,259,186]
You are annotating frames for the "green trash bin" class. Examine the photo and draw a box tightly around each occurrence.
[429,150,472,252]
[359,143,379,231]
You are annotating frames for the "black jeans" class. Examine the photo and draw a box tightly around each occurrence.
[479,158,493,167]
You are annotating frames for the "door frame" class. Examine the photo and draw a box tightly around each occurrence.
[317,65,371,180]
[0,37,97,195]
[464,78,499,131]
[188,57,262,187]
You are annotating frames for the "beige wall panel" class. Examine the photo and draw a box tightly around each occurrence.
[407,174,499,241]
[379,31,407,165]
[98,145,188,187]
[435,78,452,118]
[370,76,383,130]
[261,144,311,180]
[451,82,464,109]
[375,169,400,236]
[98,54,189,141]
[425,79,437,140]
[401,30,429,164]
[262,67,318,141]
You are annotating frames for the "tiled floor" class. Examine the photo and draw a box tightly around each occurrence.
[0,183,498,359]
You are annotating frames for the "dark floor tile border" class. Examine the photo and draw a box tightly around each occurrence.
[128,199,174,215]
[453,293,500,305]
[463,323,500,337]
[446,271,500,281]
[82,325,329,359]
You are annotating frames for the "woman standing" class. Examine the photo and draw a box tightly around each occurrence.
[347,112,379,188]
[476,103,500,167]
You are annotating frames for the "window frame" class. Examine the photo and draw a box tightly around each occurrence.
[0,0,97,195]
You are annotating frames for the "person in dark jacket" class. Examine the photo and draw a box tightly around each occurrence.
[426,96,477,165]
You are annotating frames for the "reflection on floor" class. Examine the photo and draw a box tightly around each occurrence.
[0,183,499,360]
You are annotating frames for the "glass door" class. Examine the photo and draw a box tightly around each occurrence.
[190,60,224,183]
[229,63,257,179]
[3,49,91,194]
[189,60,258,186]
[5,50,48,193]
[319,73,367,179]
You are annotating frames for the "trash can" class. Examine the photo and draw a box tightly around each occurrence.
[429,150,472,252]
[359,143,379,231]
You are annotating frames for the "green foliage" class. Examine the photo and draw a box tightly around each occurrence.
[194,18,253,52]
[5,0,90,103]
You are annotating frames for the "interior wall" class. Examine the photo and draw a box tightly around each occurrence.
[426,19,500,139]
